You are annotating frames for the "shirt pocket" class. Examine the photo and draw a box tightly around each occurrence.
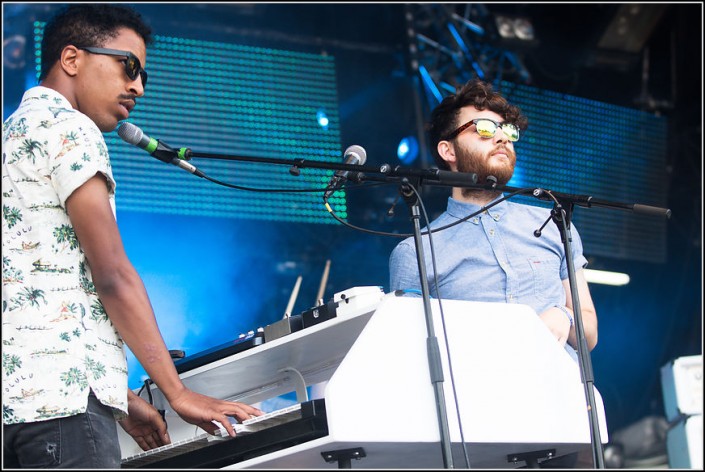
[527,256,562,302]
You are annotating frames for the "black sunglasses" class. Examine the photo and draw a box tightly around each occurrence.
[78,47,148,88]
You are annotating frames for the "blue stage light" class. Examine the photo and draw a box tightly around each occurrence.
[316,109,329,128]
[397,136,419,164]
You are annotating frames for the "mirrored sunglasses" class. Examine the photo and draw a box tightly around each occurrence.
[444,118,520,142]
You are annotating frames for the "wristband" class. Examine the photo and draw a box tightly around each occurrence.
[555,305,574,327]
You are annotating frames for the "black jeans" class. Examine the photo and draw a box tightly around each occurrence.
[3,391,121,469]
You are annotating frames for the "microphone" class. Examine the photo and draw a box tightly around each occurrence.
[323,144,367,200]
[117,122,203,177]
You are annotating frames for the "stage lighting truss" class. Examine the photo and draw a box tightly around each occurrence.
[404,4,533,108]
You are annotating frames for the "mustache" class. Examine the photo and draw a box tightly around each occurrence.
[119,93,137,102]
[492,145,511,155]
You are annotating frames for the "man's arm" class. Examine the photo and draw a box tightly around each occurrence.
[66,174,187,399]
[564,269,598,351]
[119,389,171,450]
[66,174,262,437]
[538,269,598,351]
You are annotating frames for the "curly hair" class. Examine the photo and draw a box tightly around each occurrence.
[427,79,528,170]
[39,4,153,81]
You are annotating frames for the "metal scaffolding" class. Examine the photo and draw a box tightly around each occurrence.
[401,4,535,168]
[404,4,533,109]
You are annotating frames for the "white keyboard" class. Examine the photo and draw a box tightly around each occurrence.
[122,403,303,467]
[242,402,302,429]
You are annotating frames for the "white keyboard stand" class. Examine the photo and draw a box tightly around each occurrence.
[119,294,608,468]
[118,289,383,460]
[229,296,608,469]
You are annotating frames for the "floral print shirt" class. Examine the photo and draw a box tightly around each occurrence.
[2,86,128,424]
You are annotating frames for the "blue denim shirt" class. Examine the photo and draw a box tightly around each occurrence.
[389,196,588,360]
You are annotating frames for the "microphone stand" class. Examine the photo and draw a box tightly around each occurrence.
[542,195,605,468]
[522,187,669,469]
[399,178,455,469]
[461,181,669,469]
[383,173,670,470]
[176,149,671,468]
[185,149,463,467]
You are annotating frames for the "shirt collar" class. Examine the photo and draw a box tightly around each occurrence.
[22,86,74,109]
[446,195,508,224]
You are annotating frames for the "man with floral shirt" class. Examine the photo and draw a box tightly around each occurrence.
[2,5,261,468]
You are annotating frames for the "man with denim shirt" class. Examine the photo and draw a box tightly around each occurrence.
[2,5,262,468]
[388,79,598,468]
[389,79,598,365]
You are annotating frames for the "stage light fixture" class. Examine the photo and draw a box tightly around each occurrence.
[495,15,516,39]
[3,35,26,69]
[397,136,419,164]
[494,15,535,41]
[584,269,630,286]
[316,109,329,128]
[513,18,535,41]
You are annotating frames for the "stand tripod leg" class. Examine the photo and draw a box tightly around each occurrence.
[321,448,366,469]
[507,449,556,469]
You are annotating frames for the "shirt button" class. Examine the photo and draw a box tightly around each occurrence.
[489,229,495,236]
[493,214,500,221]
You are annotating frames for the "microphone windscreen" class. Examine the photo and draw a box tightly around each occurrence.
[344,145,367,165]
[117,122,142,145]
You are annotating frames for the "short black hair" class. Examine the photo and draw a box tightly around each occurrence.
[427,79,528,170]
[40,4,153,81]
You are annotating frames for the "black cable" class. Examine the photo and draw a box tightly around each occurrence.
[193,163,537,240]
[324,184,534,239]
[423,187,534,235]
[143,379,154,406]
[406,182,471,468]
[196,166,390,194]
[191,161,536,239]
[191,164,557,467]
[199,171,333,193]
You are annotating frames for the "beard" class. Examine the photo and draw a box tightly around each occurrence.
[455,143,516,199]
